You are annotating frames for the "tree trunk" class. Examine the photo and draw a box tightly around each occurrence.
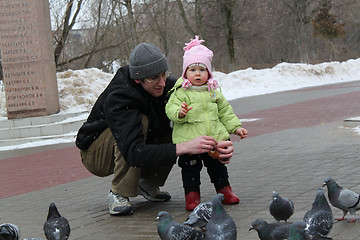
[219,0,236,71]
[124,0,139,45]
[176,0,196,37]
[54,0,83,65]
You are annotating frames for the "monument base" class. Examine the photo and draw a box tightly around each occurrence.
[7,108,59,120]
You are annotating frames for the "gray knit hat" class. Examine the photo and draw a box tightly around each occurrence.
[129,43,168,79]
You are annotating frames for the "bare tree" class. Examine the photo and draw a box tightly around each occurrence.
[52,0,84,65]
[218,0,236,71]
[194,0,205,38]
[117,0,139,45]
[54,0,134,71]
[176,0,196,37]
[142,0,174,55]
[196,0,252,71]
[83,0,118,68]
[280,0,321,63]
[49,0,360,73]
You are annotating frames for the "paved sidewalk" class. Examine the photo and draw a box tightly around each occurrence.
[1,81,360,239]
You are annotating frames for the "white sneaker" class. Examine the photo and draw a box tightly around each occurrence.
[138,178,171,202]
[108,190,133,215]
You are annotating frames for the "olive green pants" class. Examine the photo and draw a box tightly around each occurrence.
[80,115,173,197]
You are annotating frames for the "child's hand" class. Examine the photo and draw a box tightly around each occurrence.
[178,102,192,118]
[235,127,248,139]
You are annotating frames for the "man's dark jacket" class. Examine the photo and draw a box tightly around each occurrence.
[75,65,177,167]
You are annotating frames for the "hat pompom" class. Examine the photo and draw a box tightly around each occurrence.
[184,35,205,51]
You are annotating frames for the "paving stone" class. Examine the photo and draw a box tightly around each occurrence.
[1,80,360,239]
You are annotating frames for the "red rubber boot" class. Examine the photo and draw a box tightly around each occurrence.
[216,186,239,204]
[185,192,201,211]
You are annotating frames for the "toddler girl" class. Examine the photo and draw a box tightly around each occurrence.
[165,36,248,210]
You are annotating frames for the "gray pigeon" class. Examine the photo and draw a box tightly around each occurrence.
[323,177,360,222]
[0,223,20,240]
[249,219,291,240]
[0,223,45,240]
[270,192,294,222]
[43,203,71,240]
[287,221,307,240]
[303,188,333,238]
[205,193,237,240]
[183,194,225,229]
[156,211,205,240]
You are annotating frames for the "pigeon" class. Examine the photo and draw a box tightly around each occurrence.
[303,188,333,238]
[0,223,20,240]
[43,203,71,240]
[0,223,45,240]
[183,194,225,229]
[156,211,205,240]
[323,177,360,222]
[249,219,291,240]
[205,193,237,240]
[287,220,307,240]
[269,192,294,222]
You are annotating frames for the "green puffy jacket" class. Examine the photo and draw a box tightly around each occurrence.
[165,77,242,143]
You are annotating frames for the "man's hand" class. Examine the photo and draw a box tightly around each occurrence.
[215,140,234,164]
[176,135,217,156]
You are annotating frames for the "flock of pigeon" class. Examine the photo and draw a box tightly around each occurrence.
[156,177,360,240]
[0,203,70,240]
[1,177,359,239]
[156,193,237,240]
[249,177,360,240]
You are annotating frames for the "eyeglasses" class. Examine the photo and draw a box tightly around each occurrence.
[144,72,169,84]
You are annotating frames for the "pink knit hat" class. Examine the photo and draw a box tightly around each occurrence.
[182,36,218,90]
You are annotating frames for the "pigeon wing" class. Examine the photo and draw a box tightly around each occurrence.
[269,223,291,239]
[206,200,237,239]
[338,189,360,209]
[184,202,212,228]
[305,210,333,237]
[44,217,70,240]
[170,223,205,240]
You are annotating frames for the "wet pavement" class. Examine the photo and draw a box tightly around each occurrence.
[1,80,360,239]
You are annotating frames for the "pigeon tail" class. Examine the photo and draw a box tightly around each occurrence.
[47,203,62,220]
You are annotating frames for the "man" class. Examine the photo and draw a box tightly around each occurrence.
[76,43,234,216]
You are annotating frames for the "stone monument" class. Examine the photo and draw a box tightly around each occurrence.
[0,0,59,119]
